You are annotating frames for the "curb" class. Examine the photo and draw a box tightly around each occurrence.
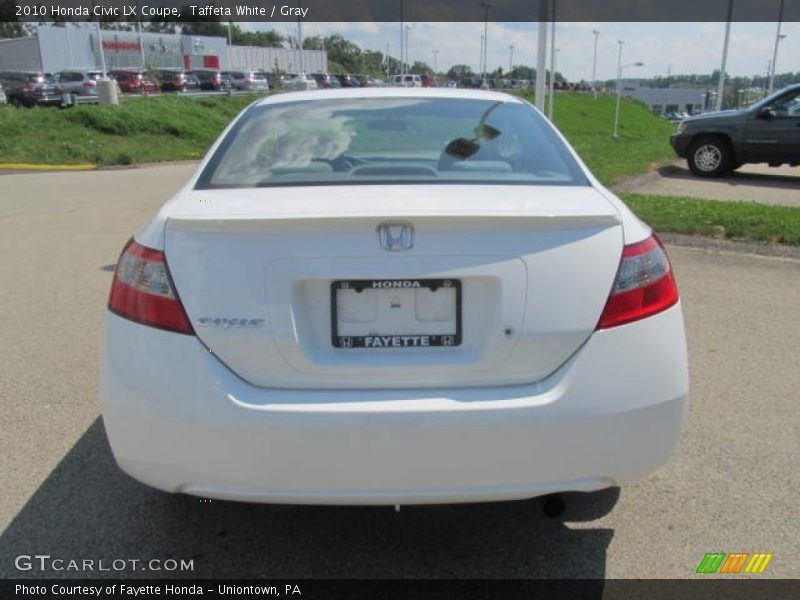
[608,161,682,193]
[0,163,96,172]
[660,232,800,261]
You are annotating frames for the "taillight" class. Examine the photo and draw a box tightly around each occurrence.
[83,81,96,89]
[596,235,679,329]
[108,239,194,335]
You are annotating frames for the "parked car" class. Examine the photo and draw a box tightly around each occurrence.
[311,73,341,89]
[188,70,230,92]
[53,70,104,101]
[109,70,159,94]
[421,73,437,87]
[101,88,689,506]
[0,84,6,105]
[157,70,199,93]
[282,72,318,91]
[221,71,269,92]
[0,71,62,107]
[337,74,361,88]
[387,74,423,88]
[670,83,800,176]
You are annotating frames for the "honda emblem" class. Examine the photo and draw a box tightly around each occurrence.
[377,222,414,252]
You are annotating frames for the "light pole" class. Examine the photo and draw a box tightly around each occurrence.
[508,44,514,73]
[399,0,404,76]
[716,0,734,111]
[768,0,786,95]
[96,22,108,79]
[547,19,556,120]
[431,49,439,81]
[136,0,145,68]
[591,29,600,98]
[405,25,411,75]
[226,21,233,70]
[613,44,644,138]
[480,2,492,85]
[479,35,484,80]
[768,34,786,94]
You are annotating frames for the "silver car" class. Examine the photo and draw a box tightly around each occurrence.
[54,70,104,102]
[222,71,269,92]
[282,73,318,91]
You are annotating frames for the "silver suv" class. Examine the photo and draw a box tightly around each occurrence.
[53,70,104,102]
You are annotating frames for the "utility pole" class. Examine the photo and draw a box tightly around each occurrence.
[509,44,514,73]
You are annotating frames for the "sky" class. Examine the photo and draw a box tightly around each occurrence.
[244,22,800,81]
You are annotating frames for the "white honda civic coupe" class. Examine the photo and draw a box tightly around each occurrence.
[101,88,689,505]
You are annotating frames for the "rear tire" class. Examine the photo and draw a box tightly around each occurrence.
[687,136,733,177]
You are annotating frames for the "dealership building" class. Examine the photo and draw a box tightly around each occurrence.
[0,24,326,73]
[620,83,708,115]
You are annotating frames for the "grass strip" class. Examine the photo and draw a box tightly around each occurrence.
[620,193,800,246]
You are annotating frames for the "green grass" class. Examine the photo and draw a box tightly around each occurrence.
[0,95,258,166]
[621,193,800,246]
[516,91,677,184]
[0,92,677,182]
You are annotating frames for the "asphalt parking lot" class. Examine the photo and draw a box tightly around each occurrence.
[0,165,798,579]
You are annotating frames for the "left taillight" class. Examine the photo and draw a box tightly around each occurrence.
[108,239,194,335]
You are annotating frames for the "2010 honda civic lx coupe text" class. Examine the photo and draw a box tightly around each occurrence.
[101,88,689,505]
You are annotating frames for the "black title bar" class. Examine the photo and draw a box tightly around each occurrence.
[3,579,800,600]
[3,0,799,23]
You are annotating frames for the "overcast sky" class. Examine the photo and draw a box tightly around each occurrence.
[246,22,799,81]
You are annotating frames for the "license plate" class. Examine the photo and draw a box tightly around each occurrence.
[331,279,462,349]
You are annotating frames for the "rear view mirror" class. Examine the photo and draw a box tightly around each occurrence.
[444,138,480,160]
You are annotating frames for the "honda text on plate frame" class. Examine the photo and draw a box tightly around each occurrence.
[101,88,689,505]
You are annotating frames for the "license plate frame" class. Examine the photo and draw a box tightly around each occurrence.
[331,278,462,349]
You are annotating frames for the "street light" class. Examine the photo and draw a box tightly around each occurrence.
[432,49,439,78]
[509,44,514,73]
[399,0,404,76]
[716,0,734,111]
[591,29,600,99]
[547,20,556,120]
[405,25,411,74]
[768,0,786,95]
[613,40,643,138]
[479,35,484,79]
[768,35,787,95]
[480,2,492,86]
[226,21,233,70]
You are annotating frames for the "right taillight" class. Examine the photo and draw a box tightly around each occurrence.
[596,235,679,329]
[108,239,194,335]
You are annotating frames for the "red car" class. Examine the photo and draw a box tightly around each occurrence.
[110,70,160,94]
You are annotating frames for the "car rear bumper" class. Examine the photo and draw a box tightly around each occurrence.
[101,304,689,505]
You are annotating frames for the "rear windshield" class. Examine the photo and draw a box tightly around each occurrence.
[196,97,587,189]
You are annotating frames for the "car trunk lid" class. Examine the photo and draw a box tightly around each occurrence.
[164,185,623,389]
